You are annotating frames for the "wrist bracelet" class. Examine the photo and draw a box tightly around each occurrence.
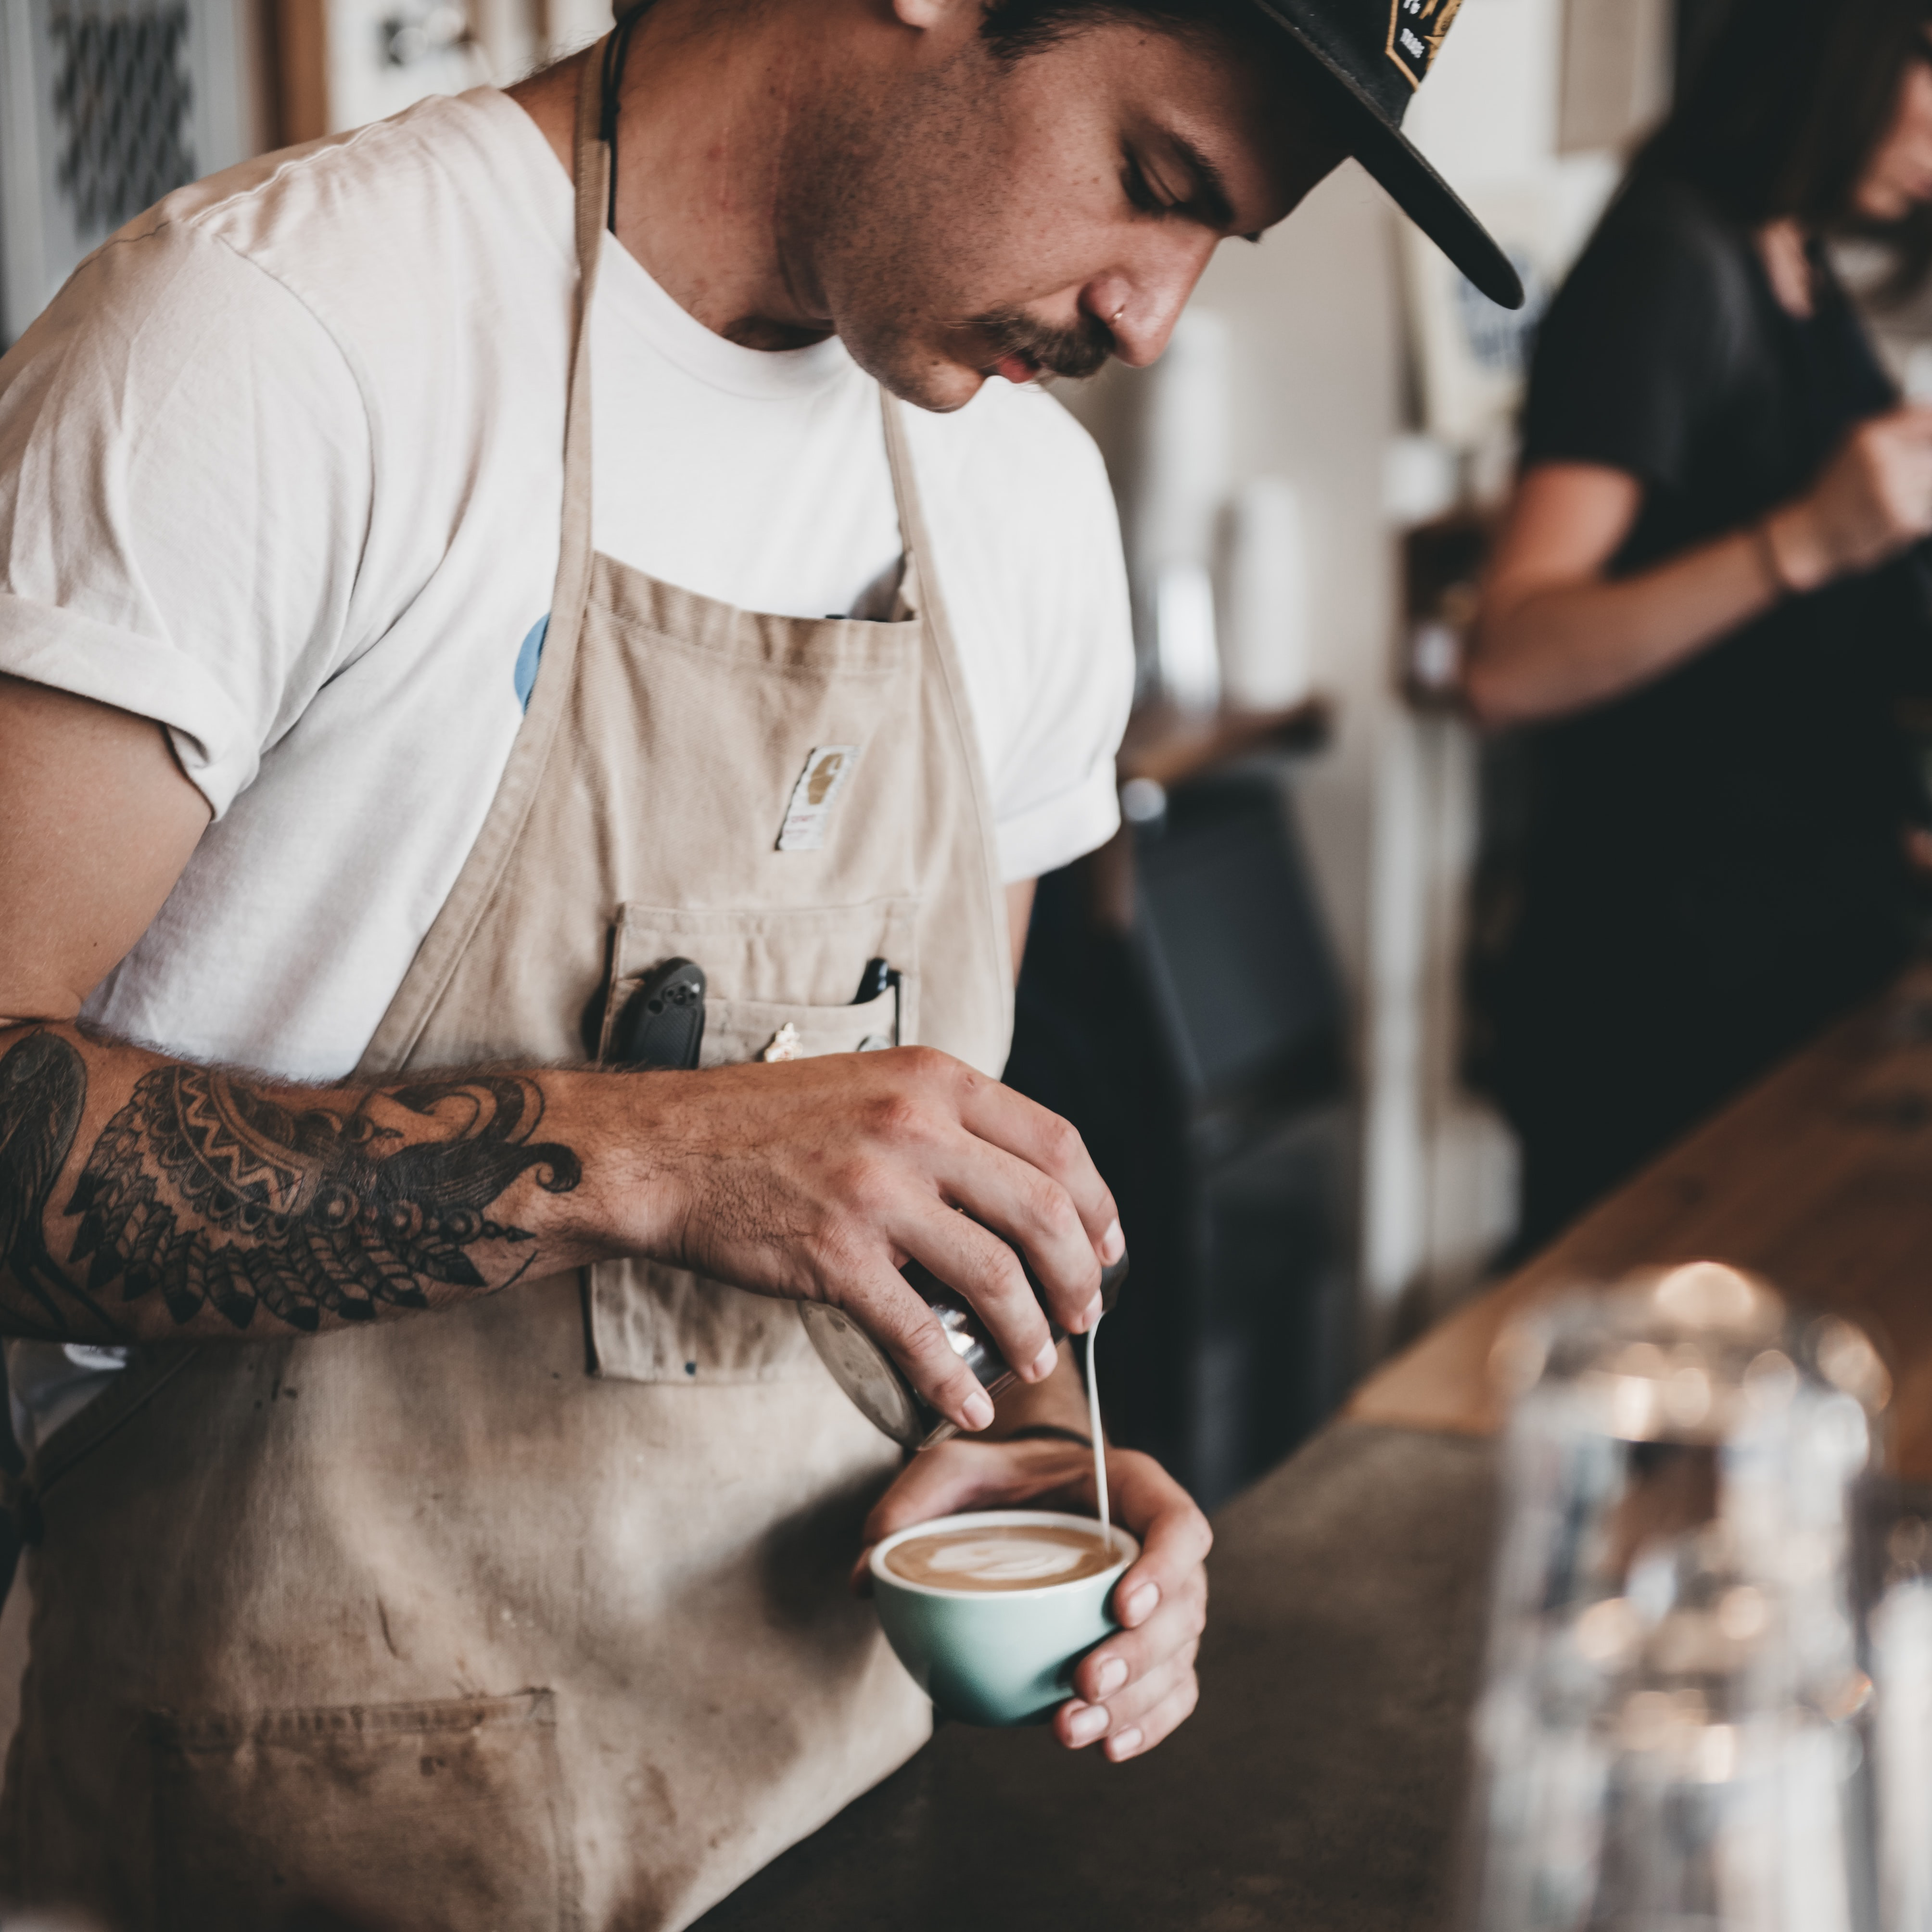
[1003,1424,1094,1449]
[1754,518,1799,601]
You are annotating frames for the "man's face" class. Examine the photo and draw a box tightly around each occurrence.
[783,7,1346,409]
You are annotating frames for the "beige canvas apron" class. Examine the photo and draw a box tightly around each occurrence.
[1,53,1012,1932]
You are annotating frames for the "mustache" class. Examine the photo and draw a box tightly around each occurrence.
[972,306,1117,382]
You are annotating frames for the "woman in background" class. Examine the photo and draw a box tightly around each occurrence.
[1468,0,1932,1253]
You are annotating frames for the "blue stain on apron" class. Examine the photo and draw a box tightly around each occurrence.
[514,614,550,711]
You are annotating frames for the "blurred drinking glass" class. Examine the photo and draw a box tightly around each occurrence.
[1463,1263,1889,1932]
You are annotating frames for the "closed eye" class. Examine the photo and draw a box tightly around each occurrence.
[1122,153,1170,216]
[1124,135,1240,232]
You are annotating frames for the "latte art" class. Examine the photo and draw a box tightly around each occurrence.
[885,1523,1119,1592]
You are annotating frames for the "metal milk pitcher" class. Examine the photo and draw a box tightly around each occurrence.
[801,1249,1128,1450]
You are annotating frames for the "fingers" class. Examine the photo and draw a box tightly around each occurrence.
[1056,1644,1202,1761]
[816,1049,1116,1343]
[1071,1580,1206,1708]
[1104,1677,1202,1762]
[895,1201,1057,1389]
[828,1260,999,1436]
[1052,1447,1209,1760]
[1838,413,1932,555]
[952,1072,1123,1313]
[638,1045,1118,1416]
[1106,1450,1214,1625]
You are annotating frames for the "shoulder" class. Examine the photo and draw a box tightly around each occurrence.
[1525,171,1762,470]
[146,89,561,256]
[84,90,572,397]
[1545,174,1756,348]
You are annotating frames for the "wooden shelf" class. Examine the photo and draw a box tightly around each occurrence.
[1116,695,1332,790]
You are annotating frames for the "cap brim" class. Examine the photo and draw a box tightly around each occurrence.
[1257,10,1526,310]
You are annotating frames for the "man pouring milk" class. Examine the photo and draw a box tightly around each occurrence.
[0,0,1514,1919]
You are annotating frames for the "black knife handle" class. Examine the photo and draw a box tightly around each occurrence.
[610,956,707,1071]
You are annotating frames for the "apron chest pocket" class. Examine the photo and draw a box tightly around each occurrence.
[585,899,919,1385]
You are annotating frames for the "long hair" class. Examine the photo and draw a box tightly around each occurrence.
[1639,0,1932,298]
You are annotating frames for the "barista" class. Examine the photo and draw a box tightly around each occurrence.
[0,0,1515,1921]
[1468,0,1932,1253]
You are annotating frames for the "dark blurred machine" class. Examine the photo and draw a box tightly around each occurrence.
[1005,760,1355,1512]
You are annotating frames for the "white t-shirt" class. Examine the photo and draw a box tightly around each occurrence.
[0,88,1133,1447]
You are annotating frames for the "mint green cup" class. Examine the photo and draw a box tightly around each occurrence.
[868,1510,1140,1727]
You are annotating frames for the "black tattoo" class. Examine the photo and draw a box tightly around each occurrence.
[0,1031,582,1340]
[0,1032,99,1335]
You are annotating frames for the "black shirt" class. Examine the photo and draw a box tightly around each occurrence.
[1493,171,1929,1162]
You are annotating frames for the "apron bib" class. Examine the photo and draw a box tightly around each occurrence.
[2,52,1011,1932]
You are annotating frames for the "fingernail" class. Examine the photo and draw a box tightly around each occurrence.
[1030,1337,1059,1381]
[1068,1703,1109,1744]
[1080,1292,1103,1332]
[1093,1655,1128,1698]
[1122,1583,1158,1624]
[1099,1219,1125,1265]
[962,1390,994,1431]
[1106,1727,1143,1761]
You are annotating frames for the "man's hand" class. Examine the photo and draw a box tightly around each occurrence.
[613,1049,1123,1433]
[856,1436,1210,1762]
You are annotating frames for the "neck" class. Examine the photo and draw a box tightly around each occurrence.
[509,0,837,349]
[1756,218,1816,321]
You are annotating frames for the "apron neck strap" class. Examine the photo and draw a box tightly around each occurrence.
[571,49,611,323]
[555,48,611,570]
[878,391,936,615]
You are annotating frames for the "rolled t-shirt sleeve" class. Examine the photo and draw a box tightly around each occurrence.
[0,219,371,815]
[1520,192,1734,495]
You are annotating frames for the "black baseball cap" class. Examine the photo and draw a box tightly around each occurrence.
[1247,0,1525,309]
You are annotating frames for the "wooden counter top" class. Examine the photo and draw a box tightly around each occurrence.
[1349,963,1932,1478]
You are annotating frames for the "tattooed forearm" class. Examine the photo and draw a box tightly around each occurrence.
[0,1030,581,1342]
[0,1032,93,1336]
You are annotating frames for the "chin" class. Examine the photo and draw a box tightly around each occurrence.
[835,317,989,414]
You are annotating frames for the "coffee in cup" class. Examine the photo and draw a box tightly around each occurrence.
[883,1521,1119,1591]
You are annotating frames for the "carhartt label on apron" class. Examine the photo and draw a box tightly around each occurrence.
[777,746,860,851]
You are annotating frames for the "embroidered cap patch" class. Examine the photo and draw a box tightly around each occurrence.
[1386,0,1464,88]
[777,746,860,852]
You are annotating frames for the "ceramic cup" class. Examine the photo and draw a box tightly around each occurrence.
[868,1509,1139,1726]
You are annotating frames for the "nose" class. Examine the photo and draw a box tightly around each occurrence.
[1082,236,1218,368]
